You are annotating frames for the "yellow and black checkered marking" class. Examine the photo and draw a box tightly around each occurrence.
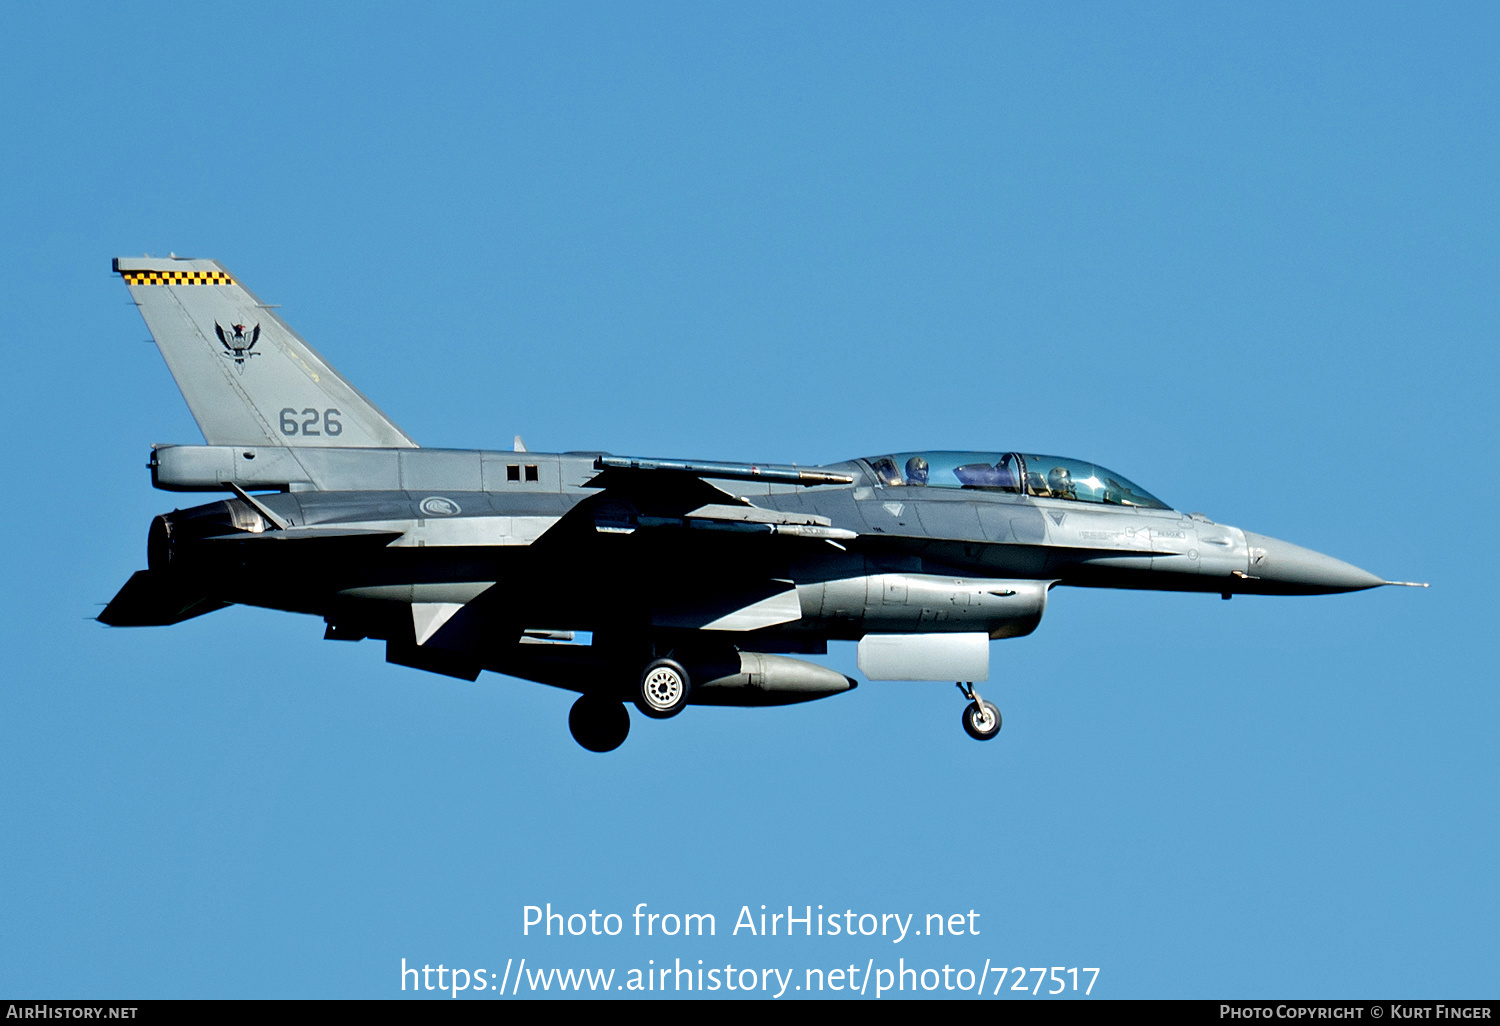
[121,269,235,286]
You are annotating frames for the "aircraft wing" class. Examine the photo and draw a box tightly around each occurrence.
[537,457,858,546]
[590,455,854,487]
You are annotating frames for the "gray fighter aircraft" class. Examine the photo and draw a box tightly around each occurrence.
[100,256,1425,751]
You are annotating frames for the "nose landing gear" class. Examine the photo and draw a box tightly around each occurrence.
[957,681,1001,741]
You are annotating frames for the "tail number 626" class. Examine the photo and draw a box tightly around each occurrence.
[280,407,342,436]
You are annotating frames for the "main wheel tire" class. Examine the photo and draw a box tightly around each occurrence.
[569,695,631,752]
[962,699,1002,741]
[635,658,692,719]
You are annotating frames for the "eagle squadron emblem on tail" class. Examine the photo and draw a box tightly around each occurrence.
[214,322,261,371]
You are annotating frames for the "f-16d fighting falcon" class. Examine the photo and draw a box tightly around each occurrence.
[100,257,1425,751]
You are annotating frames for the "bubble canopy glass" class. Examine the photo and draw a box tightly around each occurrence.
[860,451,1172,510]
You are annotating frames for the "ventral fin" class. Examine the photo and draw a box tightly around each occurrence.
[412,602,466,646]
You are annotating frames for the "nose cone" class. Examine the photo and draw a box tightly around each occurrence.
[1242,531,1385,594]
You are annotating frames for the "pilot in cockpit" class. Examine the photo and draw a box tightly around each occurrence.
[1046,465,1076,500]
[905,455,929,486]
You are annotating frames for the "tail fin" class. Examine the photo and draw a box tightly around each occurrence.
[115,256,417,448]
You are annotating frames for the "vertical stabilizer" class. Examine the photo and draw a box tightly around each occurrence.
[115,256,416,448]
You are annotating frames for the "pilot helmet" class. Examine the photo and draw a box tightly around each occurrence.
[905,455,929,485]
[1047,466,1072,493]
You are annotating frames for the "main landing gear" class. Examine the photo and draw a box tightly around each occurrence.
[568,694,631,752]
[568,657,695,752]
[634,658,692,719]
[956,682,1001,741]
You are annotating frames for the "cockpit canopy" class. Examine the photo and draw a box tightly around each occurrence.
[861,451,1172,510]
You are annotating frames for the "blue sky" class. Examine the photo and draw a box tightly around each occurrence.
[1,2,1495,999]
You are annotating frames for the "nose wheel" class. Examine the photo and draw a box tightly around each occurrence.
[957,682,1001,741]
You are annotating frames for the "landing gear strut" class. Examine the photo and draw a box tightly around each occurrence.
[569,694,631,752]
[957,681,1001,741]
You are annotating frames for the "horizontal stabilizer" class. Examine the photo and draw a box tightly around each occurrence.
[200,527,403,545]
[98,570,227,627]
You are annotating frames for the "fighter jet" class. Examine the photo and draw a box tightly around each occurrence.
[100,257,1425,751]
